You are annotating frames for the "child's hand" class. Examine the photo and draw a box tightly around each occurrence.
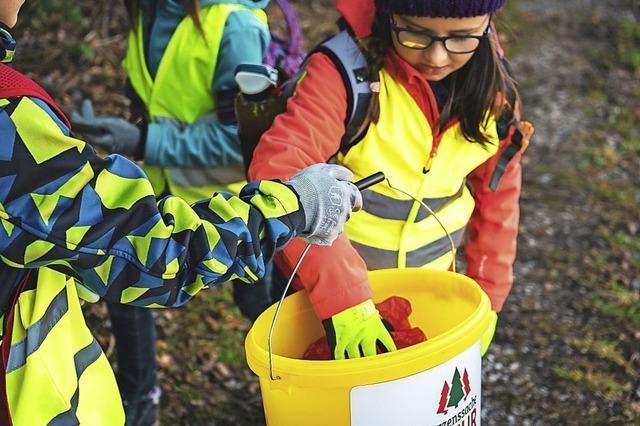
[71,99,142,158]
[322,299,397,359]
[286,164,362,246]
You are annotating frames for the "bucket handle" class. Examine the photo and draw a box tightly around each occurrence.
[268,242,312,380]
[266,173,457,380]
[267,173,385,380]
[384,179,457,273]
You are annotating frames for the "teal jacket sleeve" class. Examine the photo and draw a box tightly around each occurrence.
[0,96,304,308]
[143,10,270,168]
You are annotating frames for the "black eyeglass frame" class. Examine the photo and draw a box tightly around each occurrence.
[389,16,492,54]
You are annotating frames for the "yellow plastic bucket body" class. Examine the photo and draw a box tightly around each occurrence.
[245,269,491,426]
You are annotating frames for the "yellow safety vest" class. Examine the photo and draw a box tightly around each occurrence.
[122,4,267,203]
[4,268,123,425]
[338,69,499,270]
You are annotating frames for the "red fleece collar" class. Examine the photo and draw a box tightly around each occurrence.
[384,49,441,126]
[384,49,432,87]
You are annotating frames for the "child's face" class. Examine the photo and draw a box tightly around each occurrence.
[0,0,26,28]
[390,14,490,81]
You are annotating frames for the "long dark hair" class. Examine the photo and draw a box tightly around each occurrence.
[362,12,519,145]
[125,0,204,34]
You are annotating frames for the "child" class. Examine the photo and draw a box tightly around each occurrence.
[70,1,273,421]
[0,2,360,423]
[249,0,533,360]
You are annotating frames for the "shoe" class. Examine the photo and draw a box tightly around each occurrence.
[123,386,161,426]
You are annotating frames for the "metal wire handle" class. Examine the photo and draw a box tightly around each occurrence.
[268,242,312,380]
[384,178,457,273]
[265,172,460,380]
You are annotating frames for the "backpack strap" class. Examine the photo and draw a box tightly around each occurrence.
[487,41,534,191]
[311,30,372,149]
[489,108,533,191]
[0,63,70,129]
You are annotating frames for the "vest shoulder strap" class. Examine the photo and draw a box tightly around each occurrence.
[310,30,372,149]
[0,64,70,129]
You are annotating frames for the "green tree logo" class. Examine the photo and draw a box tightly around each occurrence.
[447,368,465,408]
[437,368,472,415]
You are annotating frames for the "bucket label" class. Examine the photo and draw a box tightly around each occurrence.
[350,342,481,426]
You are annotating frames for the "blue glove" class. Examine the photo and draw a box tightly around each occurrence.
[286,164,362,246]
[70,99,142,158]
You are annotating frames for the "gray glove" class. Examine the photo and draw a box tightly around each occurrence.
[286,164,362,246]
[70,99,142,157]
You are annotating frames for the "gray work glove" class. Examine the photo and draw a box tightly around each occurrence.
[70,99,142,157]
[286,164,362,246]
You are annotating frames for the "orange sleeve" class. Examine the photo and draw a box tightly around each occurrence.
[465,124,523,312]
[248,53,372,319]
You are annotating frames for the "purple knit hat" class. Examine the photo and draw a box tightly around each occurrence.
[375,0,506,17]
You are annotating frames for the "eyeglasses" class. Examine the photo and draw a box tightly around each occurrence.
[389,17,492,54]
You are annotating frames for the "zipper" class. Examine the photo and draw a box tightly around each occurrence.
[423,131,442,174]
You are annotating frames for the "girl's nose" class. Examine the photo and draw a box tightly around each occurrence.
[423,41,449,66]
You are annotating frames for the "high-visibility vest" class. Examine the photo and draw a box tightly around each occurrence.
[122,4,267,203]
[338,68,499,270]
[0,66,124,425]
[4,268,123,425]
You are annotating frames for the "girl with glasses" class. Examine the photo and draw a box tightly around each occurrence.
[249,0,533,360]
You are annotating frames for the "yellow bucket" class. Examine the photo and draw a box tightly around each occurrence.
[245,269,491,426]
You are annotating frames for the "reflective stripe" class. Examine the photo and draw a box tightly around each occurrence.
[47,338,102,426]
[7,286,68,373]
[350,242,398,270]
[48,390,79,426]
[414,184,465,222]
[352,227,466,269]
[361,183,465,222]
[405,227,465,267]
[73,337,103,378]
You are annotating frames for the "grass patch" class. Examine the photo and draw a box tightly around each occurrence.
[495,0,555,56]
[570,337,632,371]
[552,366,627,399]
[216,327,250,369]
[582,15,640,73]
[592,292,640,328]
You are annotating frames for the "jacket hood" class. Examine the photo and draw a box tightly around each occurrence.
[336,0,376,37]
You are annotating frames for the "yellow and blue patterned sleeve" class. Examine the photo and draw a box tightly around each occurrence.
[0,96,305,307]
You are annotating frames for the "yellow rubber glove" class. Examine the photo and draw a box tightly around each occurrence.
[481,310,498,356]
[322,300,397,360]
